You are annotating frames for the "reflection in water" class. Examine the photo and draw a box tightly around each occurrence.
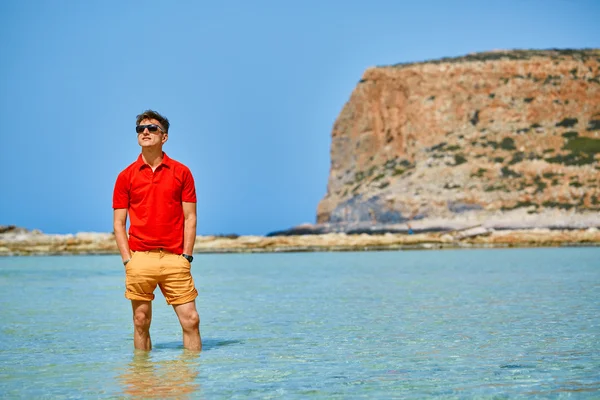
[118,350,201,399]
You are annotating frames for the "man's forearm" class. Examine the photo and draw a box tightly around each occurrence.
[182,216,197,255]
[114,225,131,261]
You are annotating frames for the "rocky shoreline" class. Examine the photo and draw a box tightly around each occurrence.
[1,222,598,256]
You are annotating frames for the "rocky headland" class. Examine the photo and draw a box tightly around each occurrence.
[3,49,600,255]
[286,49,600,235]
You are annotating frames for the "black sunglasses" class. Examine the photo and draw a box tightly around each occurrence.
[136,124,164,134]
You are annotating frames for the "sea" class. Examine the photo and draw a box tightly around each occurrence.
[0,248,598,399]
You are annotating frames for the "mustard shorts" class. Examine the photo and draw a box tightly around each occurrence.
[125,250,198,305]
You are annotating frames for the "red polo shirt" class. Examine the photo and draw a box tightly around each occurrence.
[113,153,196,254]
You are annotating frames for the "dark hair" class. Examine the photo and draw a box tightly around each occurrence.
[136,110,170,133]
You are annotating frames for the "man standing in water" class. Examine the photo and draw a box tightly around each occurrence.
[113,110,201,351]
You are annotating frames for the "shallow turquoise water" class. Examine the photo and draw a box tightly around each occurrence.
[0,248,598,398]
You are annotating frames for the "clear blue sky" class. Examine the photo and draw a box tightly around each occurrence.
[1,0,598,235]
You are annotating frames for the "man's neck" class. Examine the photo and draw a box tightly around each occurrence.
[141,148,164,170]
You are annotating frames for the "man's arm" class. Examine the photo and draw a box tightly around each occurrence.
[113,208,131,263]
[182,202,197,256]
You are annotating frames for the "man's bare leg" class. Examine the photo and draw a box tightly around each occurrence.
[131,300,152,350]
[173,301,201,351]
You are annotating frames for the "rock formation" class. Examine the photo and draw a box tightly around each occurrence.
[314,49,600,233]
[2,225,599,255]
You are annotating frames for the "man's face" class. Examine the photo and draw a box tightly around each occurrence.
[137,118,167,148]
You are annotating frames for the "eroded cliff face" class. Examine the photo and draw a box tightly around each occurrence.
[317,49,600,226]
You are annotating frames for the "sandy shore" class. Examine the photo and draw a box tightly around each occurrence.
[1,227,598,256]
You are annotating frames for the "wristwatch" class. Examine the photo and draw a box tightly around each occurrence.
[182,254,193,263]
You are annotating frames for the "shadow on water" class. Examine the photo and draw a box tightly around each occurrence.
[499,364,537,369]
[153,338,242,351]
[116,339,241,398]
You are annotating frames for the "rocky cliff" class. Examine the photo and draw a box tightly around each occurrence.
[315,49,600,232]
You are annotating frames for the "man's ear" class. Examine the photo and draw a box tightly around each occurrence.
[162,134,168,144]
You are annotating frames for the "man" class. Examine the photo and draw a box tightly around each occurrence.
[113,110,201,351]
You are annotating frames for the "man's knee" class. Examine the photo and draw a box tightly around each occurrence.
[180,310,200,331]
[133,310,151,330]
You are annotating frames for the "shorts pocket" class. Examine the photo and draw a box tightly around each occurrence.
[179,255,191,268]
[125,251,138,271]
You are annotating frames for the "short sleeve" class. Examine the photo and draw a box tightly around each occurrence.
[181,167,197,203]
[113,171,130,209]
